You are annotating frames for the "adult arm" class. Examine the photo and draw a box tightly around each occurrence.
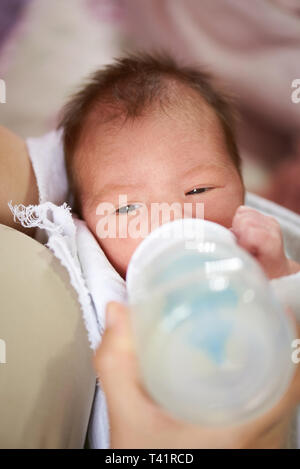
[0,126,39,235]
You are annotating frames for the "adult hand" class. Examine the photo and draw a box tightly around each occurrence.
[93,302,300,449]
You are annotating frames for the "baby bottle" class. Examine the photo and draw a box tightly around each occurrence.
[126,218,296,426]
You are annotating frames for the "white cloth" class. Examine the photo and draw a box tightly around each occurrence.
[9,129,300,448]
[9,201,127,448]
[10,129,127,448]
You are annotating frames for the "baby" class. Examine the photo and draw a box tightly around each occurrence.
[59,53,300,281]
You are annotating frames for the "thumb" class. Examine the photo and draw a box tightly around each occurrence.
[92,301,142,414]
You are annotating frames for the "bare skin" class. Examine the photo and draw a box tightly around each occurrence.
[77,104,245,279]
[232,205,300,279]
[74,99,299,447]
[0,126,38,235]
[1,122,299,448]
[76,103,299,280]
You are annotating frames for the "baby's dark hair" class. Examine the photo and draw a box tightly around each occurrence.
[58,52,242,213]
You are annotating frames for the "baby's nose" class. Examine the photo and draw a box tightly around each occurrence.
[148,198,193,227]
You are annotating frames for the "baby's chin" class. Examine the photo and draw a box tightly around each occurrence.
[120,267,128,281]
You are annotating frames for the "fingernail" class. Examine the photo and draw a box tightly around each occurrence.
[237,205,248,211]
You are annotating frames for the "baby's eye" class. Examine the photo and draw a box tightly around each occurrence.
[115,203,140,214]
[185,187,211,196]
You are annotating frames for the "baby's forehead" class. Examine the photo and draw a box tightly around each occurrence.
[79,94,223,160]
[75,109,230,201]
[72,86,232,201]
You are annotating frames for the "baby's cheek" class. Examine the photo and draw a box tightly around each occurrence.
[98,237,141,280]
[203,185,244,229]
[85,209,143,278]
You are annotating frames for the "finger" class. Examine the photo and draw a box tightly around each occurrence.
[234,205,264,219]
[232,207,260,238]
[93,302,153,424]
[233,206,278,232]
[93,302,138,389]
[235,225,281,262]
[234,225,263,256]
[233,205,279,225]
[232,210,283,259]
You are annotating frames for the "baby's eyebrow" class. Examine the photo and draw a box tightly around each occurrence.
[93,182,144,201]
[182,162,230,178]
[92,162,229,203]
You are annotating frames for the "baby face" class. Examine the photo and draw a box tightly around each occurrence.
[76,106,244,279]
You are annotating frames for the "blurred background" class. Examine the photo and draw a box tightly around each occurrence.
[0,0,300,212]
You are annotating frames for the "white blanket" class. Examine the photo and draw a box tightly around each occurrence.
[9,129,300,448]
